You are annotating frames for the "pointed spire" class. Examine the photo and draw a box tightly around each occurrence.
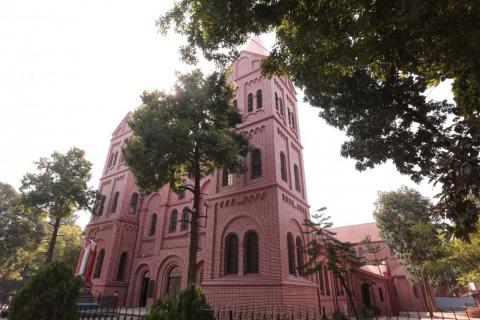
[243,35,269,56]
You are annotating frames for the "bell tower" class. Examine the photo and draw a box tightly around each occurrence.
[202,37,319,311]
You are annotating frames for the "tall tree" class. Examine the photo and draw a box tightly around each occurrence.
[159,0,480,239]
[20,148,95,264]
[123,70,250,283]
[373,186,445,315]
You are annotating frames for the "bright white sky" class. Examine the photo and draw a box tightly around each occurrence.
[0,0,453,229]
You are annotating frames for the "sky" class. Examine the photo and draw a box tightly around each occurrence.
[0,0,453,230]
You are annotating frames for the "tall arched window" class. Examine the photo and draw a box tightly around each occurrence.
[279,98,284,116]
[256,89,262,109]
[116,252,127,281]
[129,193,139,214]
[296,236,305,276]
[111,192,119,213]
[291,113,296,129]
[225,233,239,274]
[280,152,287,182]
[167,267,181,303]
[251,149,262,179]
[96,195,106,216]
[93,249,105,279]
[294,164,301,192]
[108,153,115,167]
[324,265,331,295]
[245,231,259,273]
[222,168,233,186]
[178,180,187,200]
[181,207,189,231]
[288,108,292,126]
[169,209,178,232]
[149,213,157,236]
[287,233,296,275]
[247,93,254,112]
[318,263,325,295]
[113,151,118,166]
[275,92,279,112]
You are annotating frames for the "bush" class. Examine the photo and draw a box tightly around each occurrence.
[8,261,83,320]
[332,309,348,320]
[142,284,213,320]
[359,305,380,319]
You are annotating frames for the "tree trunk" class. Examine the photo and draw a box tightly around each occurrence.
[45,217,60,264]
[187,153,201,284]
[340,276,359,320]
[422,275,436,316]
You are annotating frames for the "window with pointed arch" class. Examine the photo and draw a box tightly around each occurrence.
[225,233,239,275]
[149,213,157,236]
[247,93,254,112]
[96,195,106,216]
[178,180,187,200]
[181,207,189,231]
[287,233,296,275]
[244,231,259,273]
[256,89,262,109]
[280,152,287,182]
[111,192,119,213]
[169,209,178,233]
[116,252,128,281]
[251,149,262,179]
[129,193,139,214]
[275,92,279,112]
[108,153,115,167]
[294,164,301,192]
[112,151,118,166]
[93,249,105,279]
[222,167,233,186]
[296,236,305,276]
[324,265,331,296]
[279,98,284,116]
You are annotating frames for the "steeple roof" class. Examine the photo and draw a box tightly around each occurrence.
[243,35,269,56]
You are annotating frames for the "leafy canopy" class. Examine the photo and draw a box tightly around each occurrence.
[123,69,250,195]
[159,0,480,239]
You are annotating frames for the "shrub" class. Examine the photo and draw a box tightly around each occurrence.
[359,305,381,319]
[141,297,179,320]
[332,309,348,320]
[8,261,83,320]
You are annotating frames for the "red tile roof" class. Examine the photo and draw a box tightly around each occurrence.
[328,222,382,244]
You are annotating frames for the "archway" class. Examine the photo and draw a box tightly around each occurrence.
[166,267,181,303]
[139,271,151,307]
[361,283,372,307]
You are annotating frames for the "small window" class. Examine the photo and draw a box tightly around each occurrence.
[116,252,128,281]
[275,92,279,112]
[222,168,233,186]
[251,149,262,179]
[225,233,239,274]
[256,89,262,109]
[294,164,301,192]
[169,209,178,232]
[129,193,139,214]
[108,153,115,167]
[149,213,157,236]
[288,108,292,126]
[96,195,106,216]
[291,113,296,129]
[112,151,118,166]
[379,287,384,302]
[233,99,237,109]
[279,99,284,116]
[181,207,189,231]
[93,249,105,279]
[296,237,305,276]
[280,152,287,182]
[111,192,119,213]
[245,231,259,273]
[287,233,296,275]
[178,180,187,200]
[247,93,254,112]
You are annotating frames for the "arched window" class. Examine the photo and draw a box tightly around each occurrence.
[296,236,305,276]
[178,180,187,200]
[93,249,105,279]
[280,152,287,182]
[113,151,118,166]
[251,149,262,179]
[116,252,127,281]
[324,265,331,296]
[245,231,259,273]
[291,113,296,129]
[181,207,189,231]
[256,89,262,109]
[96,195,106,216]
[294,164,301,192]
[225,233,239,274]
[169,209,178,232]
[139,271,151,307]
[288,108,292,126]
[287,233,296,275]
[149,213,157,236]
[247,93,254,112]
[279,98,284,116]
[318,263,325,295]
[129,193,139,214]
[111,192,119,213]
[233,99,237,109]
[222,167,233,186]
[275,92,279,112]
[167,267,181,303]
[108,153,115,167]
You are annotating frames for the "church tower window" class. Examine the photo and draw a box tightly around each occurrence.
[296,236,305,276]
[149,213,157,236]
[245,231,259,273]
[93,249,105,279]
[287,233,296,275]
[280,152,287,182]
[251,149,262,179]
[247,93,254,112]
[275,92,279,112]
[181,207,189,231]
[111,192,119,213]
[294,165,301,192]
[116,252,128,281]
[169,209,178,232]
[129,193,139,214]
[256,89,262,109]
[225,233,239,274]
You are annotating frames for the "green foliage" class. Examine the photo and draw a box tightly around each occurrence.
[359,305,380,319]
[332,309,348,320]
[359,236,387,267]
[159,0,480,240]
[8,261,83,320]
[141,284,213,320]
[52,224,83,270]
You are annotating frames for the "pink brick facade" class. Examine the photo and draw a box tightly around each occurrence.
[77,38,424,315]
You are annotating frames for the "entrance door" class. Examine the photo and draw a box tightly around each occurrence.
[139,272,150,307]
[166,267,181,303]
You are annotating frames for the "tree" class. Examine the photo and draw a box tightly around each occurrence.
[123,70,250,283]
[0,182,45,281]
[20,147,96,264]
[373,186,444,315]
[303,214,362,319]
[158,0,480,240]
[8,261,83,320]
[52,224,83,270]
